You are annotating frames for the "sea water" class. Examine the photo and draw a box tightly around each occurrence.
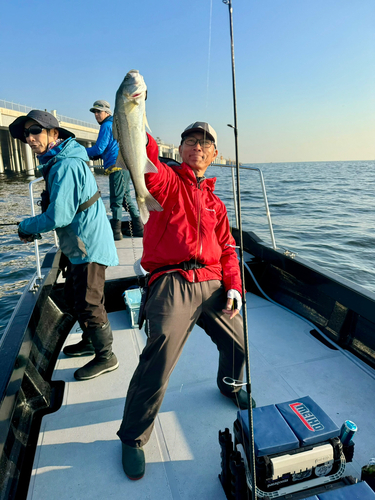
[0,160,374,338]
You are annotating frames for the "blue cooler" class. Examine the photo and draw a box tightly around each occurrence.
[234,396,344,495]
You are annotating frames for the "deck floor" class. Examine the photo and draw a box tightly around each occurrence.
[27,238,375,499]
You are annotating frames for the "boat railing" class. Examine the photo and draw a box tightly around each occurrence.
[212,164,277,250]
[27,163,276,285]
[28,178,58,289]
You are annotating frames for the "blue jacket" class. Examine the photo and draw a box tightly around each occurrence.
[86,116,119,170]
[19,138,118,267]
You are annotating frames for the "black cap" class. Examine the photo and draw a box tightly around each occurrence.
[9,110,75,143]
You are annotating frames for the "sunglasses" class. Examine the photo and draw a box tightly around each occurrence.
[24,125,45,138]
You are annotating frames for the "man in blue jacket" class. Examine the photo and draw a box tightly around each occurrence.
[86,100,143,239]
[9,110,120,381]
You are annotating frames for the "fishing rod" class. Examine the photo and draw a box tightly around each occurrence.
[0,223,19,226]
[222,1,257,499]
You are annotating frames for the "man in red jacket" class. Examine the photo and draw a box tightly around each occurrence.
[118,121,255,480]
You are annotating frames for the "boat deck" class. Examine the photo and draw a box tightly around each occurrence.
[27,238,375,499]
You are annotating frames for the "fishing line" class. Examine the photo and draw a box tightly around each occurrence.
[222,1,257,499]
[205,0,213,118]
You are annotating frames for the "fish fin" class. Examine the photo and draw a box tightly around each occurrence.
[115,152,128,171]
[144,112,152,133]
[144,157,158,174]
[145,193,163,214]
[138,193,163,225]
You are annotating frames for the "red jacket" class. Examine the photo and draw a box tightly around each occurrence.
[142,134,242,294]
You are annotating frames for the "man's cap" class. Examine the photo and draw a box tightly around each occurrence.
[90,100,112,115]
[9,110,75,143]
[181,121,217,146]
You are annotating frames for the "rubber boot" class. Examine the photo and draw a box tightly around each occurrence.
[121,443,145,480]
[63,336,95,357]
[124,216,144,237]
[110,219,123,241]
[74,321,119,380]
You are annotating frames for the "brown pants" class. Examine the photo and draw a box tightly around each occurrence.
[64,261,108,331]
[117,273,245,447]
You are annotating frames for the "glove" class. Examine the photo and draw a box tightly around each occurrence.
[105,166,122,175]
[18,225,42,242]
[227,289,242,312]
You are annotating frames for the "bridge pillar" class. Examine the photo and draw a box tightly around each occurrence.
[22,142,35,174]
[86,141,94,168]
[7,134,15,172]
[12,137,22,172]
[0,140,4,173]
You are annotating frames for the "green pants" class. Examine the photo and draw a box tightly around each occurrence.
[109,169,139,221]
[117,273,245,447]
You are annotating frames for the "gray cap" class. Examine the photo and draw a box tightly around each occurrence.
[90,100,112,115]
[181,121,217,146]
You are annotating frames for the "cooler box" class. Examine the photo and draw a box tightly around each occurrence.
[235,396,344,494]
[123,288,142,328]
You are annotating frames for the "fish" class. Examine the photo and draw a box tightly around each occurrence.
[113,69,163,225]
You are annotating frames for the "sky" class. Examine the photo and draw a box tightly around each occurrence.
[1,0,374,163]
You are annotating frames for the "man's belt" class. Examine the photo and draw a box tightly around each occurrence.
[138,259,206,330]
[149,259,206,279]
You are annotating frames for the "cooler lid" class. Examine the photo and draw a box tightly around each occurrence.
[238,405,299,457]
[276,396,340,446]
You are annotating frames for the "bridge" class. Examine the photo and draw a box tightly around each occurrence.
[0,100,229,175]
[0,100,100,174]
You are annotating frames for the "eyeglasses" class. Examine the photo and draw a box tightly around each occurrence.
[183,137,215,149]
[24,125,44,138]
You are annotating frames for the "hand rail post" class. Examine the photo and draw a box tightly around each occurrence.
[28,178,44,280]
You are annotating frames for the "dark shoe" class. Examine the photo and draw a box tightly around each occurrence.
[221,390,256,410]
[110,219,123,241]
[124,217,144,237]
[121,443,145,480]
[74,353,119,381]
[63,340,95,357]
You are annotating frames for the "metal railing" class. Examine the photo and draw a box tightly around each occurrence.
[212,164,277,250]
[25,162,276,282]
[0,99,34,115]
[28,178,58,288]
[0,99,99,130]
[56,114,99,130]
